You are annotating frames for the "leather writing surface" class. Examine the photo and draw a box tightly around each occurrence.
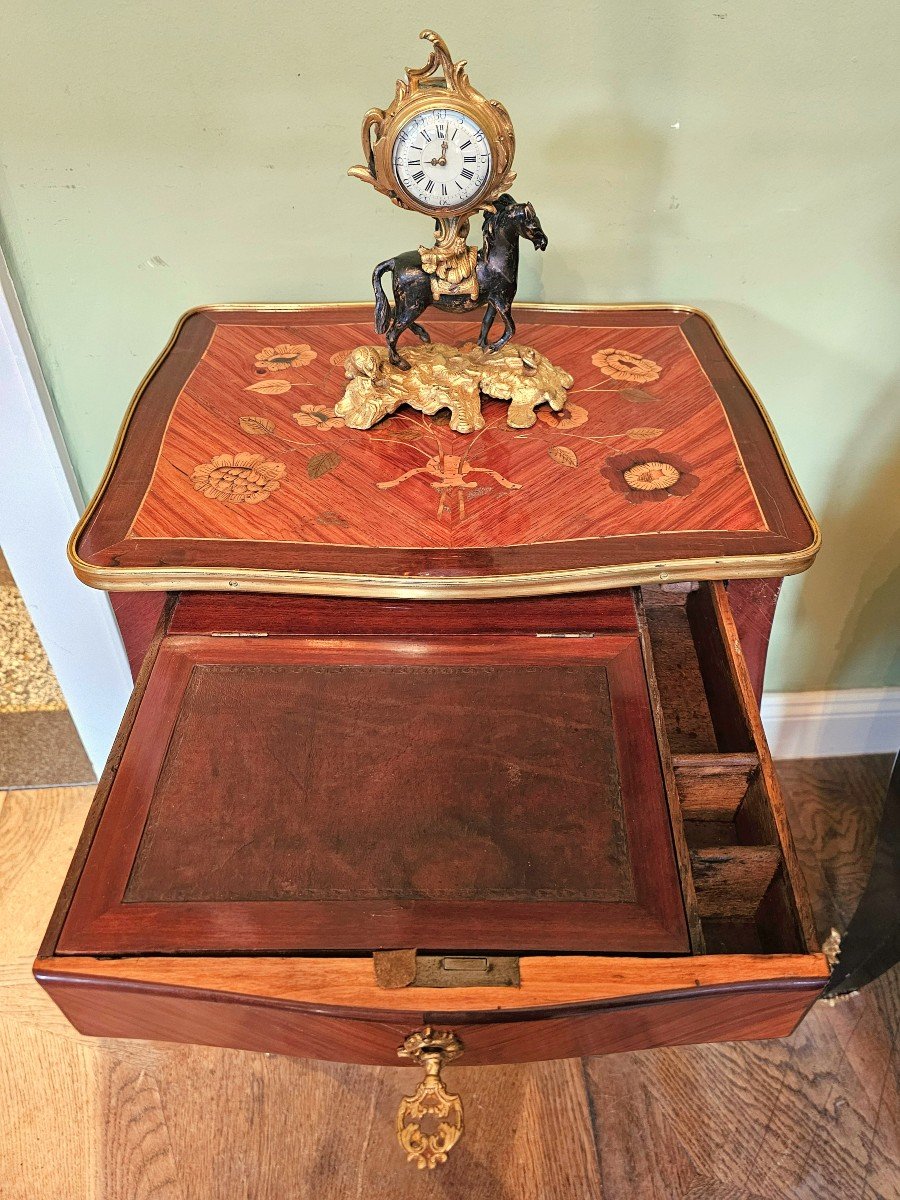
[125,661,631,905]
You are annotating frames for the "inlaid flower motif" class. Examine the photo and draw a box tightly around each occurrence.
[591,348,661,383]
[254,343,317,373]
[191,453,285,504]
[537,402,589,430]
[601,450,699,504]
[292,404,345,429]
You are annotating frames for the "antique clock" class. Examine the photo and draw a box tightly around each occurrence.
[340,30,574,428]
[349,30,516,231]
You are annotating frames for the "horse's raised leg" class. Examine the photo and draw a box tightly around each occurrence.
[477,303,497,350]
[408,321,431,343]
[488,305,516,352]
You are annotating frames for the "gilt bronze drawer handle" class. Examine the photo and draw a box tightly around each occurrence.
[396,1027,464,1169]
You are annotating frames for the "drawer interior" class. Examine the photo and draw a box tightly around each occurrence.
[46,585,816,973]
[642,583,813,957]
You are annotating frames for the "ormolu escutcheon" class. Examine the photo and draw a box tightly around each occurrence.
[396,1027,464,1169]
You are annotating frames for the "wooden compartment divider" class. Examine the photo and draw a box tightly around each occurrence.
[690,846,783,919]
[673,753,759,821]
[635,591,705,953]
[641,583,817,956]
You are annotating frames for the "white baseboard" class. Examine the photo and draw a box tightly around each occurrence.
[762,687,900,760]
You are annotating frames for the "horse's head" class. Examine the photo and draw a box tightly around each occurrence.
[485,195,548,251]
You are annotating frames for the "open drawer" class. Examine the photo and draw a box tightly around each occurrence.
[36,583,827,1071]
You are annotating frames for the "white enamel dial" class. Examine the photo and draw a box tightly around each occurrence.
[392,108,492,210]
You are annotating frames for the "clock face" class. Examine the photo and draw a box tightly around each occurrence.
[392,108,492,210]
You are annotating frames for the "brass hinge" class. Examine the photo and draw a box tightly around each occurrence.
[374,950,520,989]
[535,632,596,638]
[208,632,269,638]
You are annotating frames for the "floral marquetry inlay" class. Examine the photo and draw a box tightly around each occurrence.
[191,454,286,505]
[115,308,785,575]
[602,450,700,505]
[591,348,662,383]
[254,343,317,374]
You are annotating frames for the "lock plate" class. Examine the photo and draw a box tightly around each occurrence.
[374,950,520,988]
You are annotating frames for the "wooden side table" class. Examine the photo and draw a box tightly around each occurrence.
[36,304,826,1168]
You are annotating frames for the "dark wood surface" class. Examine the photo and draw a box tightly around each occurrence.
[109,593,167,678]
[73,304,818,595]
[726,576,782,705]
[7,757,896,1198]
[167,588,639,636]
[125,660,632,905]
[56,598,688,956]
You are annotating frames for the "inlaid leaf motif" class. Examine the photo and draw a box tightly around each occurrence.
[549,445,579,468]
[307,450,341,479]
[626,427,664,440]
[316,510,349,528]
[245,379,292,395]
[239,416,276,436]
[371,426,424,442]
[619,388,658,404]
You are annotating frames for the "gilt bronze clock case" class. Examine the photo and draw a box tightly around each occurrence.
[349,29,516,218]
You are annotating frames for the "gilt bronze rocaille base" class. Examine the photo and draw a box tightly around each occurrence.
[335,338,573,434]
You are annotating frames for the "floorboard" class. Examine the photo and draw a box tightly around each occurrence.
[0,756,896,1199]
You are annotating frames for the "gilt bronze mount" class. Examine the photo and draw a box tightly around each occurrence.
[396,1027,464,1169]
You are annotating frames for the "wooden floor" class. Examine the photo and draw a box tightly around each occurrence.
[1,757,897,1199]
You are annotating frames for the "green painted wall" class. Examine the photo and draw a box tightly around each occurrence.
[1,1,897,692]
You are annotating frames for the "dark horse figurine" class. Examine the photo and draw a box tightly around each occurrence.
[372,194,548,369]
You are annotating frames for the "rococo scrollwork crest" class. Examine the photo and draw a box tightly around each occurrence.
[349,30,516,219]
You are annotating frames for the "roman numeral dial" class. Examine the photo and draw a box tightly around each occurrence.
[392,108,492,211]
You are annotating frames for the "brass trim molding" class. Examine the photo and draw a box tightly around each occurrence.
[67,302,821,600]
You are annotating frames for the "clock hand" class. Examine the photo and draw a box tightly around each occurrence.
[429,141,450,167]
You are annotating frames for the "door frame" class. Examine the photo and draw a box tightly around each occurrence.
[0,243,132,774]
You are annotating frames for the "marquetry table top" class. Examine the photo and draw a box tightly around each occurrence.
[71,304,818,598]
